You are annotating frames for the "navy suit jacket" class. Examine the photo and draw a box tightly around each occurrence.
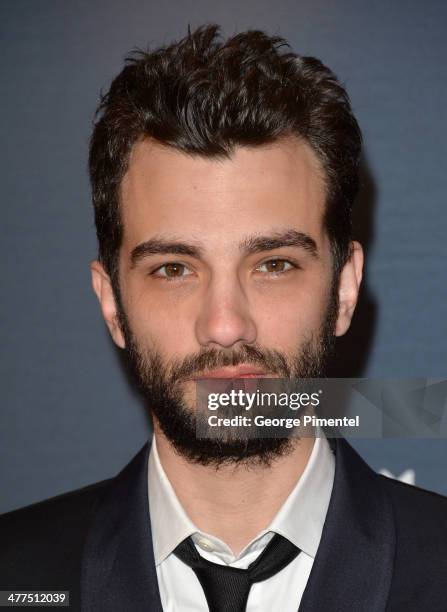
[1,438,447,611]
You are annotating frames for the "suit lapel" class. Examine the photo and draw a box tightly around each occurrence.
[81,441,163,612]
[299,438,396,612]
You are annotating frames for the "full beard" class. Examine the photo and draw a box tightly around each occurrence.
[115,279,339,468]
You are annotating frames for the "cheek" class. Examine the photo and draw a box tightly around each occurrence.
[123,281,198,354]
[252,277,330,347]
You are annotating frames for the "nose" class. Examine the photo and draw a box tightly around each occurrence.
[195,277,257,349]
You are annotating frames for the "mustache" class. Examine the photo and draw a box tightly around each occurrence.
[167,344,292,383]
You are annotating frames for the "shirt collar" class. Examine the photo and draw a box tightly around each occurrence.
[148,435,197,565]
[148,430,335,565]
[267,430,335,557]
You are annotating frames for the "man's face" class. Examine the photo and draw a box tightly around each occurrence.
[92,137,362,465]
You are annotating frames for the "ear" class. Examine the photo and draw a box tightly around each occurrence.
[90,260,126,348]
[334,241,364,337]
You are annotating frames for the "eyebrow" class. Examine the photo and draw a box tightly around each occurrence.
[130,239,204,268]
[130,229,318,268]
[240,230,318,258]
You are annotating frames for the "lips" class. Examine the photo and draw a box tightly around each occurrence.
[192,365,272,379]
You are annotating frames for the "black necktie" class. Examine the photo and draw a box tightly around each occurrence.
[173,533,301,612]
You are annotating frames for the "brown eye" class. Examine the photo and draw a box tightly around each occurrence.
[164,263,185,277]
[153,263,192,279]
[257,259,294,274]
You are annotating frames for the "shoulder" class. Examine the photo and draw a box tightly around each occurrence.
[0,479,111,590]
[337,437,447,535]
[378,475,447,608]
[0,478,112,533]
[379,473,447,531]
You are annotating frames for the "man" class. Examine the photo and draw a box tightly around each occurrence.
[1,24,446,612]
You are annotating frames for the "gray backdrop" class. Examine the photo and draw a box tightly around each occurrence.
[1,0,446,514]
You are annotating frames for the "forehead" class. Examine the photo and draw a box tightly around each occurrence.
[120,136,328,249]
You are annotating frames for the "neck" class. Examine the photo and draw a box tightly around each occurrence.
[153,424,315,555]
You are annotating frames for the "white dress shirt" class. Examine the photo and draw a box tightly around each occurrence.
[148,433,335,612]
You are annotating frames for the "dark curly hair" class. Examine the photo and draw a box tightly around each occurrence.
[89,24,362,290]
